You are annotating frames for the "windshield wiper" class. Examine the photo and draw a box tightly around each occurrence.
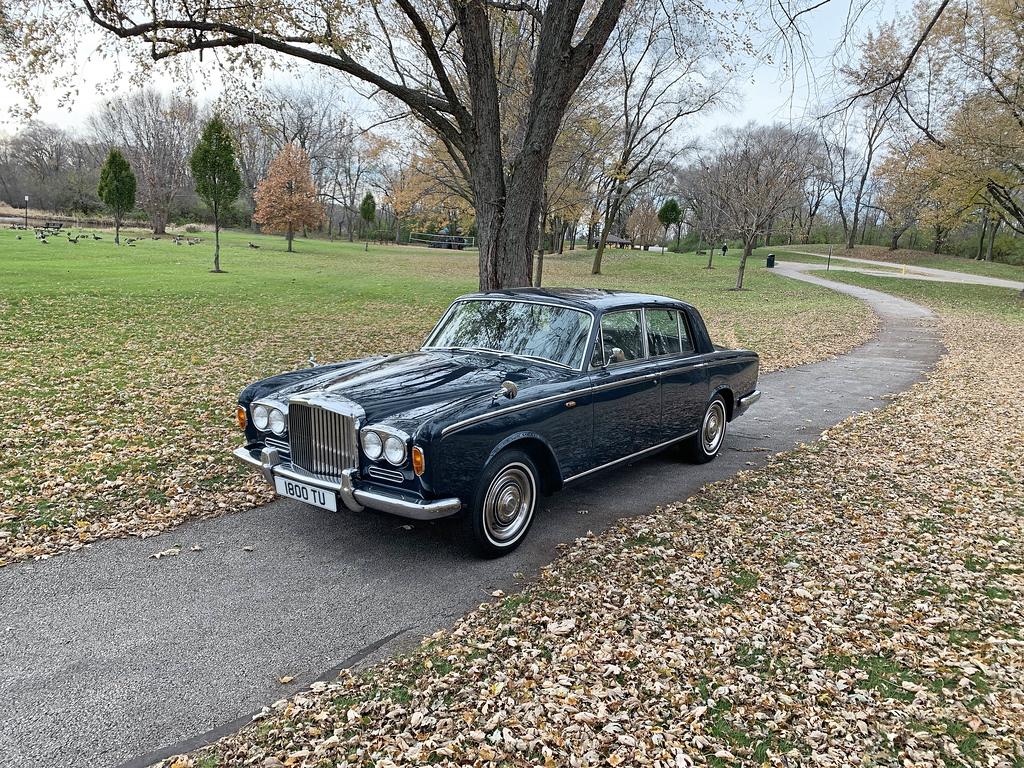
[503,353,573,370]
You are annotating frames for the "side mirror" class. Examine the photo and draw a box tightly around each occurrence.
[612,347,625,363]
[492,380,518,403]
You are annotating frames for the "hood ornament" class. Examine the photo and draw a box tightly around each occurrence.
[308,352,318,368]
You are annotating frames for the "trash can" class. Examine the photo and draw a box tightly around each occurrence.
[766,253,776,268]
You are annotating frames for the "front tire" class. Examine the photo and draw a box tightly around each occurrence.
[685,394,727,464]
[455,450,538,558]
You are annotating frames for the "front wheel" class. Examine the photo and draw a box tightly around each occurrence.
[455,450,538,558]
[684,394,728,464]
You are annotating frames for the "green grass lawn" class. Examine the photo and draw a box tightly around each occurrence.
[0,227,874,562]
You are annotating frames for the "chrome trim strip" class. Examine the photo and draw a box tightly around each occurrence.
[660,360,705,376]
[563,430,698,484]
[590,372,659,393]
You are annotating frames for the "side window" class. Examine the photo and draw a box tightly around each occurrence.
[601,310,644,364]
[679,313,695,353]
[646,309,682,356]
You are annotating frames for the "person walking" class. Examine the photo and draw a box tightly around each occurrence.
[721,243,728,259]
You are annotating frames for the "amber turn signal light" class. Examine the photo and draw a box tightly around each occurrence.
[236,405,246,430]
[412,445,424,476]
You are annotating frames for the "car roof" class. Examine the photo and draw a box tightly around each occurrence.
[455,287,696,313]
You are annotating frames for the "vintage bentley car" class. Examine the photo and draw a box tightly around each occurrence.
[234,288,760,556]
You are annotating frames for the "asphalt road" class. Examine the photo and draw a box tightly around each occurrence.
[0,264,945,768]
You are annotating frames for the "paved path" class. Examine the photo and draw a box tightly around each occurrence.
[0,266,945,768]
[791,252,1024,291]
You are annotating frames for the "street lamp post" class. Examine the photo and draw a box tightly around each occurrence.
[24,196,28,230]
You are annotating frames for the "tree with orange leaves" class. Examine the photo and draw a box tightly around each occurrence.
[253,143,323,252]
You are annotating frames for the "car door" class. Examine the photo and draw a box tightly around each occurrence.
[588,309,662,467]
[647,308,709,441]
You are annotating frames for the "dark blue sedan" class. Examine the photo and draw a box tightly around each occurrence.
[234,288,760,556]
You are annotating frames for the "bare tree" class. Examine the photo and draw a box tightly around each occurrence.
[703,123,811,290]
[9,121,103,214]
[590,4,725,274]
[89,89,200,233]
[677,163,728,268]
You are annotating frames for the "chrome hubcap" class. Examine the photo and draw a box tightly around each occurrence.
[483,464,534,544]
[702,401,726,455]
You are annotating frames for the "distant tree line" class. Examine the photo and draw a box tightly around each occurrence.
[4,0,1024,277]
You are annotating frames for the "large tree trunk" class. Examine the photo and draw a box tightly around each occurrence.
[986,218,999,261]
[458,0,623,290]
[975,216,987,259]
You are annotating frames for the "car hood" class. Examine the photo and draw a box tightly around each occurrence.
[284,351,575,430]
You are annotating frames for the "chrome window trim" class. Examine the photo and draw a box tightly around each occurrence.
[420,297,597,372]
[563,429,699,483]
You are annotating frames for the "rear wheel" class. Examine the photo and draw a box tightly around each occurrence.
[455,450,538,558]
[684,394,727,464]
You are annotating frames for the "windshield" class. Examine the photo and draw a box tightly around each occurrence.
[424,299,593,369]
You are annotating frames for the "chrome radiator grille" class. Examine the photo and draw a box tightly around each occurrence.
[287,403,358,476]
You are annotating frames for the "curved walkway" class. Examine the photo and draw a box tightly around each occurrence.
[0,266,945,768]
[791,251,1024,291]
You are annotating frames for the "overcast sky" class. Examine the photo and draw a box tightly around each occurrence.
[0,2,895,139]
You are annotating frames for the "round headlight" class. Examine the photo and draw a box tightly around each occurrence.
[268,408,287,435]
[362,431,383,460]
[384,435,407,466]
[252,404,269,431]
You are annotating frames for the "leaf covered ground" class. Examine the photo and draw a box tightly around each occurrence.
[167,304,1022,768]
[0,233,874,566]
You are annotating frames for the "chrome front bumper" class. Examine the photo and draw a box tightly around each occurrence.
[232,445,463,521]
[735,389,761,418]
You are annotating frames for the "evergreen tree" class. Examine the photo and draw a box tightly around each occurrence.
[190,114,243,272]
[657,198,682,248]
[359,192,376,251]
[98,149,136,245]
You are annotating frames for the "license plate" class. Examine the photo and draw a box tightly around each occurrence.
[274,476,338,512]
